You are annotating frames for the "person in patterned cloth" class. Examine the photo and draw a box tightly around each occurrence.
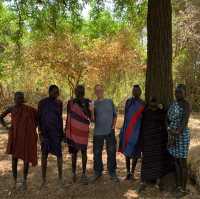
[167,84,191,198]
[65,85,92,184]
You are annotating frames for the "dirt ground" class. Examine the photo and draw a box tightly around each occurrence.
[0,115,200,199]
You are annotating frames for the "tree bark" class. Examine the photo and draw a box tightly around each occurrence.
[145,0,173,107]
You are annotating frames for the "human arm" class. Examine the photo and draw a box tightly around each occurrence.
[165,103,171,129]
[59,101,64,140]
[65,100,72,135]
[89,100,95,122]
[112,116,117,130]
[37,101,44,143]
[178,101,191,133]
[112,100,117,130]
[0,107,12,130]
[122,99,130,124]
[86,99,93,120]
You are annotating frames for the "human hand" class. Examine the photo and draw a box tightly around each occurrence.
[158,104,163,109]
[112,125,115,130]
[177,128,183,134]
[89,101,94,112]
[39,134,44,145]
[6,126,11,132]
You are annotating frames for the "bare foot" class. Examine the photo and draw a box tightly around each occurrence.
[21,181,27,191]
[72,173,76,183]
[136,182,147,194]
[80,174,88,185]
[40,180,47,189]
[58,178,65,187]
[11,179,17,190]
[125,173,134,181]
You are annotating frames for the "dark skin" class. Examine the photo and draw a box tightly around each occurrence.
[0,94,25,128]
[174,87,191,197]
[175,88,190,133]
[0,93,29,190]
[132,87,142,100]
[148,100,158,111]
[125,86,142,180]
[40,87,63,186]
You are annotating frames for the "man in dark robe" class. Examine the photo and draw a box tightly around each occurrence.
[0,92,38,190]
[38,85,63,186]
[138,98,171,192]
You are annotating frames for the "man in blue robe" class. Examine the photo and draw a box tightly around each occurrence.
[38,85,63,186]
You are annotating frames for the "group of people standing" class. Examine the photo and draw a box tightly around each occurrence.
[0,83,191,198]
[119,84,191,199]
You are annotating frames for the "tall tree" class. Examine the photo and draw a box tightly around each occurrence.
[145,0,173,107]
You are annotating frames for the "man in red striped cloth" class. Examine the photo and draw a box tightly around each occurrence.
[65,85,93,184]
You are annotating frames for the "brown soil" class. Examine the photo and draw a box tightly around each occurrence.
[0,115,200,199]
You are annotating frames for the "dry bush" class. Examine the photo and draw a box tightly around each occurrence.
[188,114,200,188]
[85,30,145,102]
[188,145,200,189]
[85,30,144,85]
[26,33,87,97]
[0,84,13,111]
[173,2,200,111]
[0,30,145,108]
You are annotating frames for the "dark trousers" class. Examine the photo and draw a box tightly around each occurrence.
[93,132,117,176]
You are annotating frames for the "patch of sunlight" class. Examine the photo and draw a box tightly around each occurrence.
[124,189,139,199]
[189,118,200,129]
[0,159,10,172]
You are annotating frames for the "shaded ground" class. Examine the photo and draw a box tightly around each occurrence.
[0,115,200,199]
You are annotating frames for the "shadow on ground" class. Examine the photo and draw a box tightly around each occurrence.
[0,115,200,199]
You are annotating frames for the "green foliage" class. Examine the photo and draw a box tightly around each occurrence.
[114,0,147,32]
[0,0,147,107]
[3,0,199,110]
[82,10,122,39]
[173,0,200,111]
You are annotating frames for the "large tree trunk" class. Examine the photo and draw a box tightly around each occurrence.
[145,0,173,108]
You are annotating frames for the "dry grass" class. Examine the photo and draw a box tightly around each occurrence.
[0,115,200,199]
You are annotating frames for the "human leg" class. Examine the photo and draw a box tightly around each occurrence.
[12,157,18,188]
[71,151,78,182]
[180,158,188,191]
[125,157,132,180]
[57,155,63,181]
[93,135,104,177]
[81,149,87,176]
[131,157,138,177]
[106,133,118,182]
[80,149,88,185]
[41,152,48,185]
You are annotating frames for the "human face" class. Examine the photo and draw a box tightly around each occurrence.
[149,100,157,110]
[95,85,104,99]
[175,88,185,101]
[75,86,85,99]
[14,93,24,105]
[132,87,141,98]
[49,88,59,99]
